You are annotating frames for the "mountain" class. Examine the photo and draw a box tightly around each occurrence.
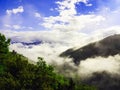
[11,40,42,46]
[60,34,120,65]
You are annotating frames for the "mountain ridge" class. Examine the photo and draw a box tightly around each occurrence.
[60,34,120,65]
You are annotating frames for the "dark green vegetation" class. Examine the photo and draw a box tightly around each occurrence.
[82,71,120,90]
[60,34,120,65]
[0,33,96,90]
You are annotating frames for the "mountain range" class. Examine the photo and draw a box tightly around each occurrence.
[60,34,120,65]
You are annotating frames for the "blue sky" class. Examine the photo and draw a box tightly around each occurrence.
[0,0,59,30]
[0,0,120,31]
[0,0,117,15]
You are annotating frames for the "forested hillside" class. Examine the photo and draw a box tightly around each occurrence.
[0,33,96,90]
[60,34,120,65]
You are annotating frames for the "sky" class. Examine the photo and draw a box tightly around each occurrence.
[0,0,120,57]
[1,0,120,60]
[1,0,120,78]
[0,0,120,31]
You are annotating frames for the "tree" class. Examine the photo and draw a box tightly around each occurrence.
[0,33,10,53]
[0,33,10,73]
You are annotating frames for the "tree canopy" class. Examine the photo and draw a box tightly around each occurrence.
[0,33,97,90]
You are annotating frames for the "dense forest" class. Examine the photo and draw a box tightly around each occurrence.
[0,33,97,90]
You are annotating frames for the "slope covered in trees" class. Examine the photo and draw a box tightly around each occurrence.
[0,33,96,90]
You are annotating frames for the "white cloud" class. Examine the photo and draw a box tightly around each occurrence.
[42,14,105,32]
[55,0,90,16]
[78,55,120,77]
[4,24,34,30]
[34,12,41,18]
[1,25,120,62]
[86,3,92,6]
[1,24,120,78]
[41,0,120,36]
[6,6,24,15]
[41,0,106,33]
[50,8,54,11]
[2,5,44,31]
[3,29,120,78]
[4,24,22,30]
[4,24,11,28]
[13,25,21,30]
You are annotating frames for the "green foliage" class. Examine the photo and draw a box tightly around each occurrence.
[0,33,10,53]
[0,33,97,90]
[0,65,4,73]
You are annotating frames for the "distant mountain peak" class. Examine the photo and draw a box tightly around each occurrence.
[11,40,42,46]
[60,34,120,65]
